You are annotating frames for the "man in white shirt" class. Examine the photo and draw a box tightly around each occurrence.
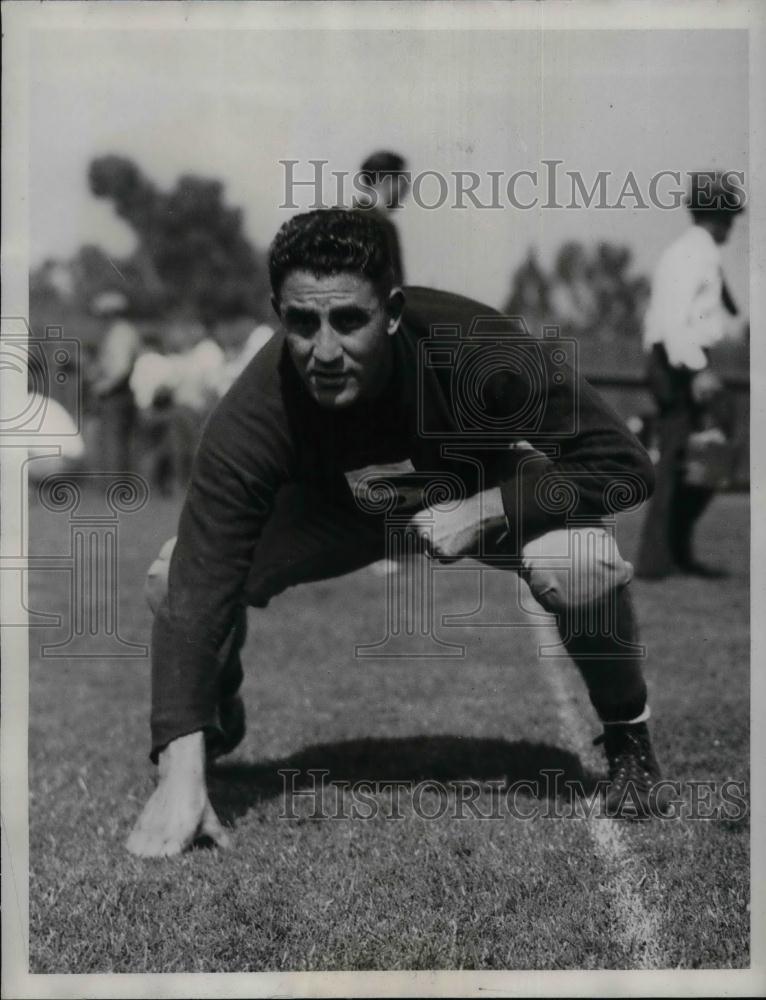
[636,173,744,578]
[168,325,226,485]
[130,332,179,496]
[129,334,179,412]
[91,291,141,473]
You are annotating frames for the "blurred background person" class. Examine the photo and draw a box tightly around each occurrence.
[636,172,745,579]
[216,305,274,398]
[353,150,410,285]
[353,151,413,576]
[130,330,178,497]
[353,151,412,576]
[166,318,225,486]
[79,341,101,468]
[90,290,140,474]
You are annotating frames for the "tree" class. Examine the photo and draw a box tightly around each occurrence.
[503,250,550,334]
[503,239,653,372]
[88,156,265,325]
[504,240,649,342]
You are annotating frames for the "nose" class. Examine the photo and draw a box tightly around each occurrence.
[314,321,343,366]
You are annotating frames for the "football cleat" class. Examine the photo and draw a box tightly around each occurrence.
[594,721,668,819]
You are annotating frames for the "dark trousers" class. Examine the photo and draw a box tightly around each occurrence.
[97,389,136,474]
[636,346,715,577]
[148,484,649,756]
[170,405,205,487]
[138,409,175,497]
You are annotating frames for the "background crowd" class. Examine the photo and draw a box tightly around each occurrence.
[27,152,749,514]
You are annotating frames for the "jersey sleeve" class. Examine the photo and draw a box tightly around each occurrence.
[149,355,295,759]
[402,286,654,545]
[489,342,656,545]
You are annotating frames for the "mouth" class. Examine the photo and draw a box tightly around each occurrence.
[311,371,348,390]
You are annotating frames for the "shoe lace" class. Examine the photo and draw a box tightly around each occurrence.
[593,726,655,786]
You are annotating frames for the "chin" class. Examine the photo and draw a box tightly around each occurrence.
[312,386,361,409]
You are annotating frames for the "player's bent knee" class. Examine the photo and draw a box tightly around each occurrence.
[145,536,177,614]
[522,526,632,613]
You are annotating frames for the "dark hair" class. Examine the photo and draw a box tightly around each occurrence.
[686,171,746,220]
[359,150,407,186]
[269,208,394,299]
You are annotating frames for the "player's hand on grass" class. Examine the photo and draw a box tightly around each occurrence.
[126,731,230,858]
[409,487,507,562]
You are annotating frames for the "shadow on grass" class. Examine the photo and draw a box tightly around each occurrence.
[207,735,599,824]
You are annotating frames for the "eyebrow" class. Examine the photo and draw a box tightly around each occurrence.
[283,306,318,320]
[283,305,372,322]
[329,305,371,320]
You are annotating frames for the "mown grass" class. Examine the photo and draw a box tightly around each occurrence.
[28,489,749,971]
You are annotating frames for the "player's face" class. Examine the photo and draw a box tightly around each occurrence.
[275,271,403,409]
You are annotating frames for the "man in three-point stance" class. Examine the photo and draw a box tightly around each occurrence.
[128,209,662,857]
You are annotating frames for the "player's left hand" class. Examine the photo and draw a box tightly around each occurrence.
[126,731,230,858]
[409,487,507,562]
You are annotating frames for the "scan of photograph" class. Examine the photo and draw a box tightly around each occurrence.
[1,2,764,997]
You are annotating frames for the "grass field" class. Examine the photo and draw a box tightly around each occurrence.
[27,488,749,972]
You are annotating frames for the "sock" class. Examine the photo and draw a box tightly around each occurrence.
[603,704,651,726]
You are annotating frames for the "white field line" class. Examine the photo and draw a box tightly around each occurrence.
[543,638,666,970]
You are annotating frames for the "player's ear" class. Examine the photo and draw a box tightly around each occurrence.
[386,287,405,335]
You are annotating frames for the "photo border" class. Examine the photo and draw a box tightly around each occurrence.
[2,1,764,996]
